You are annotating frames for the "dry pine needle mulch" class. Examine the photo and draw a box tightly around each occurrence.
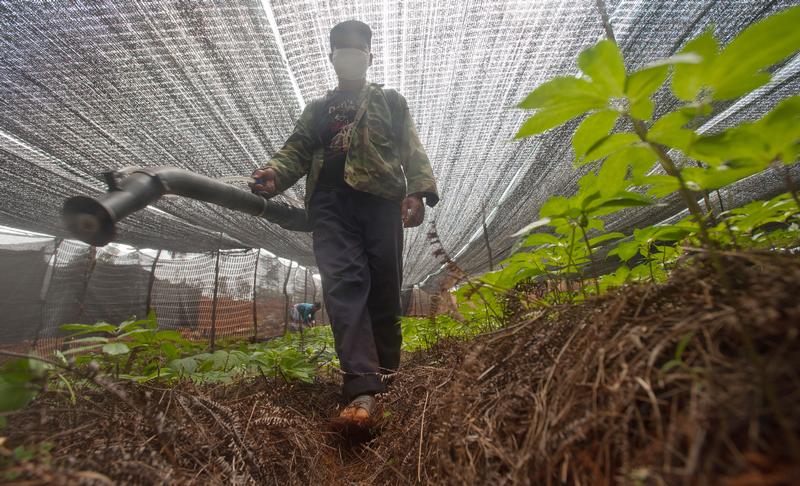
[3,251,800,485]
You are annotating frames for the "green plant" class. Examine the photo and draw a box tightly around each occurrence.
[455,6,800,313]
[0,358,50,428]
[163,328,336,384]
[400,316,486,352]
[60,311,197,380]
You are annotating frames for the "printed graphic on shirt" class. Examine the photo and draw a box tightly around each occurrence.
[326,96,358,152]
[317,92,359,188]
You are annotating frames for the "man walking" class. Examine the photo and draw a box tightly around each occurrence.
[250,20,438,425]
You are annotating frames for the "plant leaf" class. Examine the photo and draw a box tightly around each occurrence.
[540,196,571,218]
[516,76,610,138]
[626,65,668,120]
[671,28,719,101]
[675,331,695,360]
[643,52,703,69]
[65,336,109,345]
[578,40,626,96]
[610,241,640,262]
[63,344,104,355]
[648,108,698,152]
[710,5,800,100]
[597,152,630,196]
[573,110,619,161]
[589,192,654,216]
[522,232,561,247]
[511,217,552,237]
[0,377,36,413]
[582,133,640,165]
[641,175,681,198]
[518,77,605,109]
[59,322,116,337]
[589,232,626,246]
[102,342,130,356]
[169,357,199,376]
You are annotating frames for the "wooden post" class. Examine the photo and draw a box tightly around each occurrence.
[482,205,495,271]
[33,238,63,350]
[76,246,97,322]
[299,267,309,337]
[209,248,221,351]
[144,249,162,317]
[310,272,317,325]
[251,249,260,341]
[303,267,308,303]
[282,262,294,335]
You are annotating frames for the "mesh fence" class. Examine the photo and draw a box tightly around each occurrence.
[0,231,323,357]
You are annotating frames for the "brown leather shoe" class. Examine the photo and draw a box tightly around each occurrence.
[338,394,377,425]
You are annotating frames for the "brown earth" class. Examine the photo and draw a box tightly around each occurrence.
[2,251,800,485]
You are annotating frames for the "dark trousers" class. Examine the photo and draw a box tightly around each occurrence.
[310,186,403,400]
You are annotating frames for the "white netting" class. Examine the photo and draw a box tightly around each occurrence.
[0,0,797,292]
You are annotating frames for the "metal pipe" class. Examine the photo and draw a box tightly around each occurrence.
[62,167,311,246]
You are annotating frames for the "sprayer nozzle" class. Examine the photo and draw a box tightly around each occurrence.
[63,196,116,246]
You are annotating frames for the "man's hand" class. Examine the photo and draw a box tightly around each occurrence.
[401,195,425,228]
[249,167,278,196]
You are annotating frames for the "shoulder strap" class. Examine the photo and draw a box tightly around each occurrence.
[353,92,371,128]
[384,88,401,115]
[382,88,403,143]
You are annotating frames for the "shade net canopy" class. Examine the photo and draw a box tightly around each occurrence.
[1,0,798,289]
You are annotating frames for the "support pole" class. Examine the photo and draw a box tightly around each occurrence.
[303,267,308,303]
[282,262,295,335]
[209,248,221,351]
[300,267,309,337]
[482,205,494,271]
[76,246,97,322]
[310,272,317,325]
[144,249,162,317]
[33,238,63,351]
[252,249,260,341]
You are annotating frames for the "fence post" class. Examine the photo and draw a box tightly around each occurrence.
[33,238,63,351]
[482,205,494,271]
[303,267,308,303]
[310,272,317,324]
[76,246,97,322]
[282,262,295,335]
[251,249,260,341]
[209,248,221,351]
[144,249,162,318]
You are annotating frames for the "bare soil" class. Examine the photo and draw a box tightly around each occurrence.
[3,251,800,485]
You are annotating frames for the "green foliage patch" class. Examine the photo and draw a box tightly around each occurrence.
[459,5,800,310]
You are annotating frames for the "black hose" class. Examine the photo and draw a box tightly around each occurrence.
[62,167,311,246]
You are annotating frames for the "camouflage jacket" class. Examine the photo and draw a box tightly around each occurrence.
[264,83,439,209]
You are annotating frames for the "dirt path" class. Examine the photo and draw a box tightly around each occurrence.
[4,252,800,484]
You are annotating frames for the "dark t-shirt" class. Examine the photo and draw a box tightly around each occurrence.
[316,91,360,188]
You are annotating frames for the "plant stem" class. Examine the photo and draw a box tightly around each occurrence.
[693,160,718,225]
[578,224,601,295]
[774,161,800,209]
[632,120,708,231]
[565,228,578,303]
[632,119,731,288]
